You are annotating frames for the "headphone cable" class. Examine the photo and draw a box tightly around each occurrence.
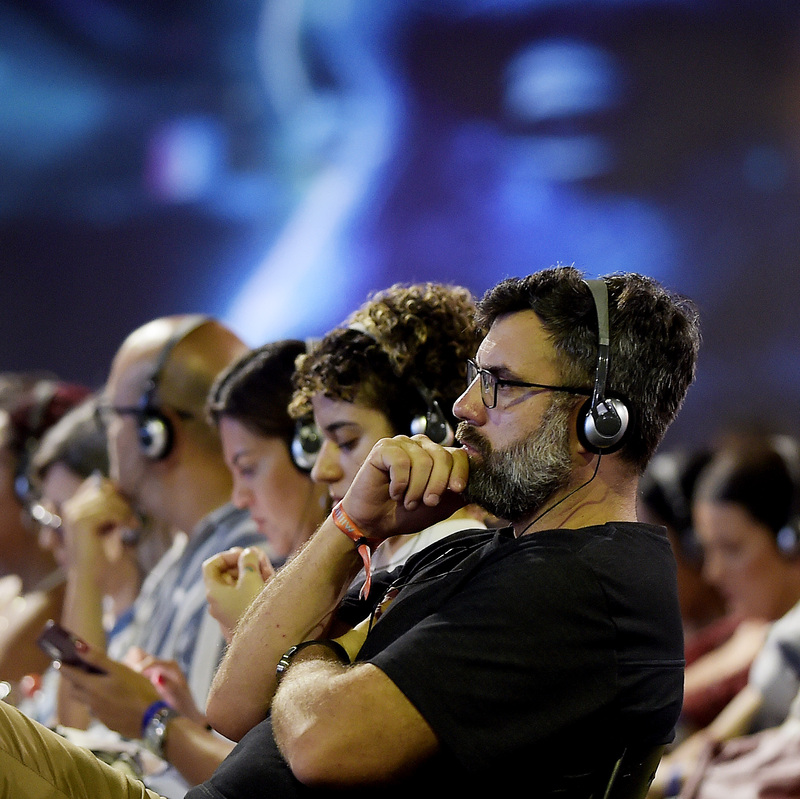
[514,453,603,539]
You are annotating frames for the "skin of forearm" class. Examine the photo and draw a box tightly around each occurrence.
[206,519,363,741]
[163,716,235,785]
[55,559,107,728]
[271,657,438,787]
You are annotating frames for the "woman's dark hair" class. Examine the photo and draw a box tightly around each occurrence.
[206,340,307,447]
[694,434,800,538]
[639,449,712,566]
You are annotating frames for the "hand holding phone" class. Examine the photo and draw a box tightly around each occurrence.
[36,620,107,675]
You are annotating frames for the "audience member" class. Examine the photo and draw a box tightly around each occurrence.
[651,433,800,797]
[20,396,170,729]
[0,267,701,798]
[202,340,331,639]
[202,282,485,640]
[639,449,722,638]
[0,374,91,684]
[640,449,758,737]
[42,315,265,796]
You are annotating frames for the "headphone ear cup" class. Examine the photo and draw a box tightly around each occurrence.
[138,412,173,461]
[409,400,455,446]
[291,421,322,472]
[777,519,800,558]
[577,397,629,454]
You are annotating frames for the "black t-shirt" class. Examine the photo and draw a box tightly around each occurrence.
[188,523,684,799]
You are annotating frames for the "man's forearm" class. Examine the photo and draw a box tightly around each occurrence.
[205,517,363,741]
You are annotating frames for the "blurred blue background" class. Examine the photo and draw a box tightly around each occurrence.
[1,0,799,451]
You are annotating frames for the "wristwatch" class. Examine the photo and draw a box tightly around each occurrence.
[142,704,180,759]
[276,639,350,683]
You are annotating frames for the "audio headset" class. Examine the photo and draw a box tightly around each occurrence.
[136,315,211,461]
[289,337,324,473]
[12,380,60,504]
[290,324,455,472]
[771,434,800,558]
[291,419,322,472]
[347,323,455,446]
[576,279,630,454]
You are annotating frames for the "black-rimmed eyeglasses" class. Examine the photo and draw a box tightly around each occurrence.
[94,403,144,428]
[94,402,193,428]
[465,359,591,410]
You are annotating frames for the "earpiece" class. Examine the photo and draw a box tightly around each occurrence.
[291,420,322,473]
[772,435,800,558]
[409,386,455,446]
[576,279,630,454]
[137,315,210,461]
[346,324,455,446]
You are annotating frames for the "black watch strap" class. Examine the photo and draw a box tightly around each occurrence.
[276,639,350,683]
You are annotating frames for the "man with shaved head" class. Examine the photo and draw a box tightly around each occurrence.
[45,315,264,796]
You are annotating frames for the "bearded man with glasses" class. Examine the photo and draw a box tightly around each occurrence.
[0,266,699,799]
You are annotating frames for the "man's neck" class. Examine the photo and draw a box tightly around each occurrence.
[164,465,233,539]
[514,469,638,537]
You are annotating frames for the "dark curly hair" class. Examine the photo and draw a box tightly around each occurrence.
[290,283,481,434]
[478,266,700,471]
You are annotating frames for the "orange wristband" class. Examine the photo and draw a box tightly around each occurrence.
[331,501,379,599]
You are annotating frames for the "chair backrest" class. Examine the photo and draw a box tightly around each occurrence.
[602,744,665,799]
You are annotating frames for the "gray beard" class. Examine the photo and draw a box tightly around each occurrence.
[457,399,574,524]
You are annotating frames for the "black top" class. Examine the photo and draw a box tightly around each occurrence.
[189,523,684,799]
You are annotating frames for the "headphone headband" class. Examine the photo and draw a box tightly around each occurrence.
[136,314,210,460]
[344,323,454,446]
[140,314,210,413]
[577,279,629,453]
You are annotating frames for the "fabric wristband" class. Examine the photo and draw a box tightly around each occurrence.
[140,699,170,739]
[331,501,380,599]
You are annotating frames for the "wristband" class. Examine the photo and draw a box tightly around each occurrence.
[332,501,379,599]
[276,639,351,683]
[140,700,170,739]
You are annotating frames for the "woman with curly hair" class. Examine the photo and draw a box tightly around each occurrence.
[288,281,488,574]
[203,282,489,634]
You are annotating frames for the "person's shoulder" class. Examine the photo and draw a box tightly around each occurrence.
[199,502,263,548]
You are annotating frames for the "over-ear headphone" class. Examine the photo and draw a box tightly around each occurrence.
[576,279,630,454]
[347,323,455,446]
[771,435,800,558]
[408,383,455,446]
[291,419,322,473]
[287,327,455,473]
[137,315,210,461]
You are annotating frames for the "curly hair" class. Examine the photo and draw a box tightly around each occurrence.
[478,266,700,471]
[290,283,481,434]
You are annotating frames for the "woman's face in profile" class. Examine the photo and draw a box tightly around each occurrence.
[309,395,396,505]
[219,416,314,558]
[695,499,795,621]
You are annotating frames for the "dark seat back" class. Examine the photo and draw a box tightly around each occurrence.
[602,744,665,799]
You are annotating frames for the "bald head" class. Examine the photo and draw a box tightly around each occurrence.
[111,316,248,427]
[103,316,249,530]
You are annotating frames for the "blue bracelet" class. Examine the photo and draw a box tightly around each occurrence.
[141,700,170,738]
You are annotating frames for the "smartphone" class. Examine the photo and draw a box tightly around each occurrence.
[36,620,107,674]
